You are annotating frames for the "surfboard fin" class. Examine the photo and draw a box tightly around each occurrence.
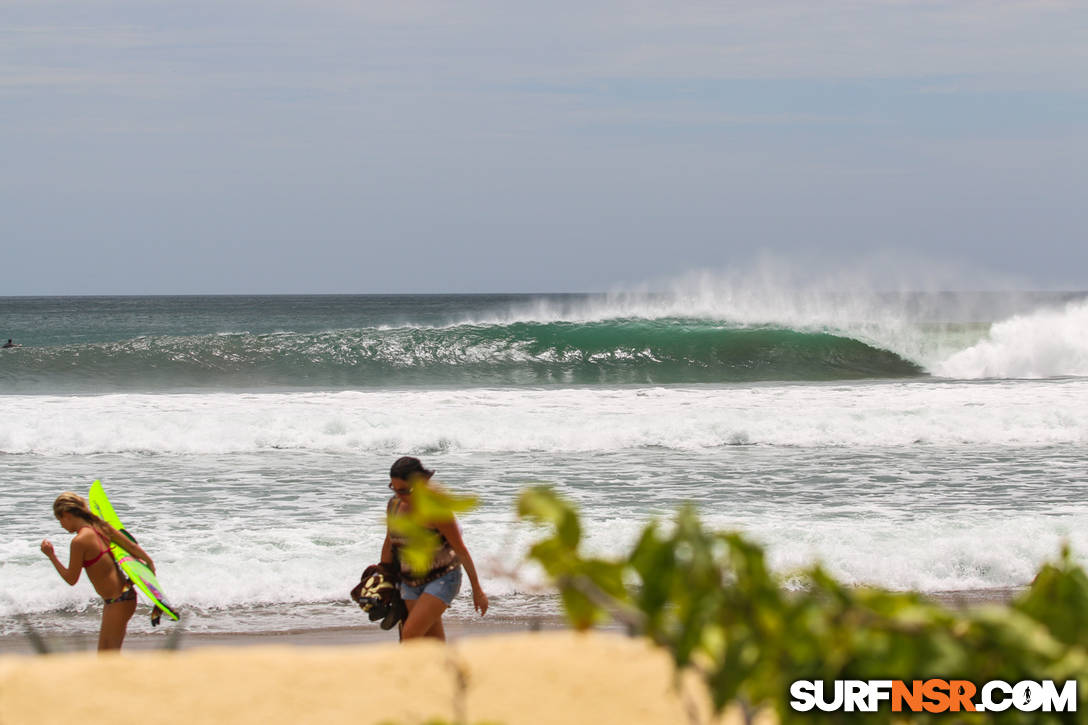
[151,605,163,627]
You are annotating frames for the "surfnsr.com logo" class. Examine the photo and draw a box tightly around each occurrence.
[790,679,1077,713]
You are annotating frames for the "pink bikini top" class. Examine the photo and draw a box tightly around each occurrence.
[81,528,111,569]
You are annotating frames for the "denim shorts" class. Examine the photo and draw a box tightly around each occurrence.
[400,566,462,606]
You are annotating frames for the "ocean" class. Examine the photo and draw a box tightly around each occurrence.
[2,290,1087,640]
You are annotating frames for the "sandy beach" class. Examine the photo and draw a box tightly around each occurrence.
[0,586,1027,724]
[0,630,769,725]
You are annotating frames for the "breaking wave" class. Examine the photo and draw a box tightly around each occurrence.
[0,320,922,392]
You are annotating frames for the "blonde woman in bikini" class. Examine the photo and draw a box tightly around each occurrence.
[41,492,157,651]
[381,457,489,640]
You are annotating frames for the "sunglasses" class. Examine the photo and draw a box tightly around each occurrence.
[388,482,414,496]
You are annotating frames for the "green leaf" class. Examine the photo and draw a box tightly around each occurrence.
[517,486,581,548]
[515,486,1088,722]
[388,482,477,577]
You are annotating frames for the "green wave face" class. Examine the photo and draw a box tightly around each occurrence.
[0,319,923,392]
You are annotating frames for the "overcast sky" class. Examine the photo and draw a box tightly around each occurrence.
[2,1,1086,294]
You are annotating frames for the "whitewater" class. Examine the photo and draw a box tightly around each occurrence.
[1,291,1086,639]
[2,381,1087,455]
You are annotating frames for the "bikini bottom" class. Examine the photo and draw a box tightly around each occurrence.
[103,582,137,605]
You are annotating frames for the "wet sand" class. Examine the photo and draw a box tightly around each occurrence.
[0,587,1020,656]
[927,586,1021,608]
[0,614,587,655]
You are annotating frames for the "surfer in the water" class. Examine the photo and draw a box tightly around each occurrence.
[41,493,156,651]
[381,457,489,640]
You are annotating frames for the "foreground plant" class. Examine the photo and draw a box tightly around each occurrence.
[387,483,478,578]
[518,487,1088,724]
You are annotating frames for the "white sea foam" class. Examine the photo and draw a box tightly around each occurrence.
[1,381,1086,456]
[4,505,1084,631]
[933,299,1088,379]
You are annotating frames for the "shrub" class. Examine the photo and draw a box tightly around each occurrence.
[518,486,1088,724]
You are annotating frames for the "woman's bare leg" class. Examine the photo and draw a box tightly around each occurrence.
[425,616,446,640]
[98,598,137,651]
[401,594,448,641]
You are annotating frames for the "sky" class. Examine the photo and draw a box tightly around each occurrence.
[2,0,1086,294]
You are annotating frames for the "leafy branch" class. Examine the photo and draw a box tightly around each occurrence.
[518,486,1088,724]
[388,483,477,577]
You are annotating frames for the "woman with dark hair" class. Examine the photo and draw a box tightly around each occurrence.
[41,492,157,651]
[381,457,488,640]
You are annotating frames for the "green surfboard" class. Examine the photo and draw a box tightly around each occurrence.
[88,480,180,622]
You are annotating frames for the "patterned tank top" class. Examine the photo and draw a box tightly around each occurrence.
[387,496,461,586]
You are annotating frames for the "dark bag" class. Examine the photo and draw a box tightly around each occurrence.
[350,562,407,631]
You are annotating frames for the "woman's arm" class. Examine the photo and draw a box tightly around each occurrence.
[380,531,394,565]
[435,518,489,616]
[40,537,83,586]
[381,496,397,565]
[105,526,156,573]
